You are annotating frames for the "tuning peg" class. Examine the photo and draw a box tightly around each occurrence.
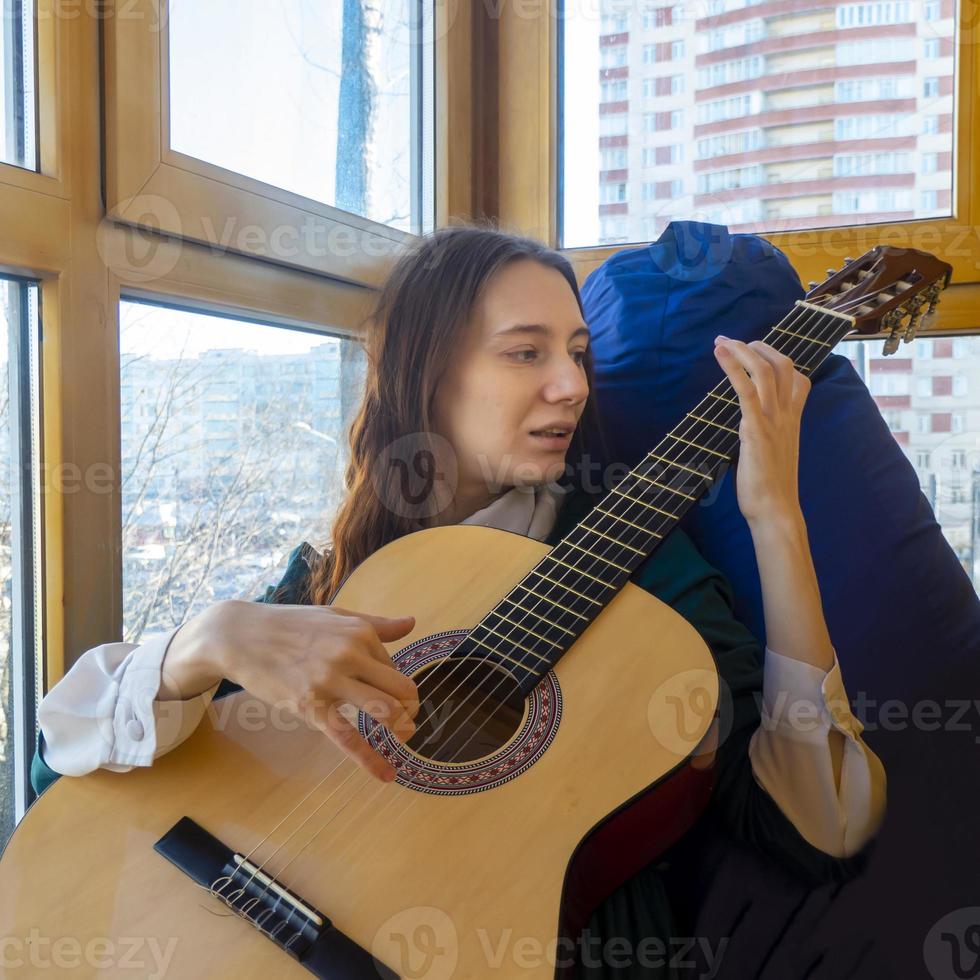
[844,256,854,263]
[903,309,922,341]
[826,269,837,277]
[808,281,819,289]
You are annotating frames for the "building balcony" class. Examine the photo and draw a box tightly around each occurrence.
[695,97,917,137]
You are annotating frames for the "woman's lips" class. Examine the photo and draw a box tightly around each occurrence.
[529,431,573,449]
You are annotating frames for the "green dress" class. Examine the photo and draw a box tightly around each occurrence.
[30,487,871,978]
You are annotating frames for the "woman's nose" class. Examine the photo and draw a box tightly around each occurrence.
[546,357,589,403]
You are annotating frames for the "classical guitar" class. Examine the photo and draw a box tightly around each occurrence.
[0,247,951,978]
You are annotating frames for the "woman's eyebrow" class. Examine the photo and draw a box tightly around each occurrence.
[492,323,591,341]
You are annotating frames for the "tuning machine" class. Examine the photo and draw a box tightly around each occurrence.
[881,308,906,355]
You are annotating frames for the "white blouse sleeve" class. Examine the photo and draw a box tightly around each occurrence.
[37,625,220,777]
[747,646,887,858]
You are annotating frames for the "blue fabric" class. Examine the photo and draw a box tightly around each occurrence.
[580,219,980,973]
[581,220,980,681]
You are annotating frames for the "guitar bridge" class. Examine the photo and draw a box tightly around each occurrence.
[154,816,397,978]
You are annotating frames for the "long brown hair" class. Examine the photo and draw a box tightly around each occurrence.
[304,224,608,606]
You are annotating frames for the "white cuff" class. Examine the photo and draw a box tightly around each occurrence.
[38,626,221,776]
[748,646,887,857]
[106,626,219,768]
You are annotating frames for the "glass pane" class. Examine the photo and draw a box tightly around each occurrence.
[561,0,957,247]
[837,335,979,593]
[120,301,367,643]
[0,0,38,170]
[168,0,434,234]
[1,278,42,851]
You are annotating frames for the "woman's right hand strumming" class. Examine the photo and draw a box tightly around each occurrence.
[158,600,420,782]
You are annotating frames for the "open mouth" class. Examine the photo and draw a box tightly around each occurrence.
[529,428,573,447]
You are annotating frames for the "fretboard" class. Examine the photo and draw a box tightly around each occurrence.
[457,300,857,697]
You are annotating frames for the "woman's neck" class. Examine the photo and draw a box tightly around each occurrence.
[421,482,513,528]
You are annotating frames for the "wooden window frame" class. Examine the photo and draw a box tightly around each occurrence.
[0,0,476,688]
[492,0,980,330]
[102,0,439,287]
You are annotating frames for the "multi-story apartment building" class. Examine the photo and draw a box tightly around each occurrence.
[596,0,956,244]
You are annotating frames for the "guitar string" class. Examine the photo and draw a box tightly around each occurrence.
[216,298,863,916]
[212,284,915,926]
[259,301,850,882]
[210,286,904,927]
[210,290,894,923]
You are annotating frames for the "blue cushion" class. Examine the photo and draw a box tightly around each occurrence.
[581,220,980,971]
[581,220,980,687]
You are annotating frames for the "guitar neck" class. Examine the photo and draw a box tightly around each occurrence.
[463,300,857,696]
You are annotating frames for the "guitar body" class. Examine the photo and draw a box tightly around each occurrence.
[0,525,719,978]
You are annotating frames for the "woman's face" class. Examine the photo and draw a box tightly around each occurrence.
[430,258,590,517]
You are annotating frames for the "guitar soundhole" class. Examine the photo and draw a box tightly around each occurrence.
[406,657,526,764]
[359,629,561,796]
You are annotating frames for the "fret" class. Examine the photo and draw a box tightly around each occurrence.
[686,411,738,435]
[707,390,739,407]
[773,325,832,347]
[611,485,679,520]
[512,582,592,620]
[646,451,715,480]
[546,554,618,589]
[573,525,647,555]
[628,473,695,501]
[487,609,563,649]
[500,597,577,635]
[562,539,632,571]
[532,570,605,606]
[476,624,552,665]
[667,433,730,460]
[594,506,655,536]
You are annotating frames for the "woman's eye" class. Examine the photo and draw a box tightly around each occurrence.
[573,349,588,365]
[506,350,537,362]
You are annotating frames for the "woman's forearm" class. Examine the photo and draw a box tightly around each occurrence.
[748,506,835,672]
[748,506,845,788]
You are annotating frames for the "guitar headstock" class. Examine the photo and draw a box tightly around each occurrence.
[804,246,953,354]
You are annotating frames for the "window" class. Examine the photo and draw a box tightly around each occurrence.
[601,45,629,68]
[0,0,37,171]
[600,113,629,136]
[600,182,628,203]
[835,335,979,594]
[924,77,940,98]
[601,11,629,33]
[120,301,363,642]
[870,373,911,395]
[559,0,957,245]
[601,80,628,102]
[601,148,628,170]
[924,0,940,16]
[107,0,434,283]
[167,0,432,234]
[0,279,42,850]
[836,1,912,26]
[924,37,941,59]
[923,115,940,134]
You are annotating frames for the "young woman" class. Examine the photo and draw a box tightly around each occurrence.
[32,225,886,977]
